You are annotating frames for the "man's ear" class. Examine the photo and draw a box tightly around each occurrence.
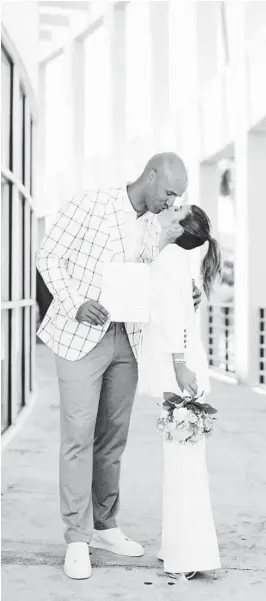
[147,169,156,184]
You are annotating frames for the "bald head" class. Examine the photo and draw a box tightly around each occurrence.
[143,152,187,187]
[135,152,188,214]
[127,152,188,216]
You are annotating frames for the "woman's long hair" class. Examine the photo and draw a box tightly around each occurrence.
[176,205,222,299]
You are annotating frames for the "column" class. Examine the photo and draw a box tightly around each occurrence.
[237,132,266,384]
[200,163,219,240]
[65,37,85,192]
[199,163,220,353]
[36,64,47,217]
[10,68,21,424]
[102,1,126,181]
[232,1,249,384]
[109,2,126,151]
[195,2,219,88]
[150,1,170,142]
[179,0,200,205]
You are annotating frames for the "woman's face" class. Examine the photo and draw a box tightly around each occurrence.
[158,204,191,230]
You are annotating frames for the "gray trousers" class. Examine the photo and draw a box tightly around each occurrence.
[55,323,138,544]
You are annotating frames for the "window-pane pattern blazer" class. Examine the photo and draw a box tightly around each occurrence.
[37,187,160,361]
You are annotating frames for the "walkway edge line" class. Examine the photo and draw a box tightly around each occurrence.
[1,388,38,452]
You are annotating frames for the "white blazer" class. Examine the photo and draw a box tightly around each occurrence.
[37,187,160,361]
[138,244,210,397]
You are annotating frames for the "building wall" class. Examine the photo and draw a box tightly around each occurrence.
[39,1,266,387]
[1,1,39,435]
[1,0,39,95]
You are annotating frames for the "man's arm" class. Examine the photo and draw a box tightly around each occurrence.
[37,192,92,320]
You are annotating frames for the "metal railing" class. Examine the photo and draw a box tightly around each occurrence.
[207,303,235,374]
[259,308,266,388]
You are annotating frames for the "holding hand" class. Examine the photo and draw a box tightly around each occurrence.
[173,362,198,397]
[76,300,109,326]
[192,281,201,311]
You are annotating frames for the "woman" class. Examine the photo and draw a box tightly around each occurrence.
[138,204,222,580]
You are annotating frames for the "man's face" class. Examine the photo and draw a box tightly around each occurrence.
[144,167,187,214]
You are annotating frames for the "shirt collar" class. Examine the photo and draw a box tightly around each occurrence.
[123,183,149,221]
[123,183,136,214]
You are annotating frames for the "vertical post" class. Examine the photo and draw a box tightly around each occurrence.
[64,36,85,192]
[233,2,266,384]
[195,1,219,88]
[199,162,220,353]
[36,64,46,218]
[105,1,127,180]
[245,132,266,384]
[110,2,126,151]
[150,1,170,141]
[71,39,85,189]
[233,1,249,383]
[179,0,200,205]
[10,68,20,424]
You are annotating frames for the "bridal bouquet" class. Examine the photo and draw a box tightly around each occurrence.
[156,392,217,444]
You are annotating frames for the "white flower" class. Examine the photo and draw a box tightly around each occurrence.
[173,408,188,423]
[165,421,177,433]
[188,411,198,424]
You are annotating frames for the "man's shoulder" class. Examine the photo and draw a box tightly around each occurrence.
[74,186,124,211]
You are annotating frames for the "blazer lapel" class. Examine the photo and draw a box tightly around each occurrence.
[108,191,160,264]
[108,189,126,261]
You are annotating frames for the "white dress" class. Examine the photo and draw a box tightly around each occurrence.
[138,244,221,574]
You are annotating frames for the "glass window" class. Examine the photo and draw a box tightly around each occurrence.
[16,86,25,183]
[30,209,33,299]
[23,97,32,190]
[1,178,11,302]
[16,308,23,413]
[1,43,36,435]
[17,194,24,300]
[30,118,33,195]
[22,307,26,407]
[22,200,31,300]
[29,306,33,393]
[23,306,30,402]
[1,310,11,433]
[1,47,12,169]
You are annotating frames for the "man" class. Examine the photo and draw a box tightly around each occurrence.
[37,152,198,580]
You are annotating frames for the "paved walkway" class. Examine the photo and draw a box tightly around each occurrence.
[2,344,266,600]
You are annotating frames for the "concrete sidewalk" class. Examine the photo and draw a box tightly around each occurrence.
[2,344,266,600]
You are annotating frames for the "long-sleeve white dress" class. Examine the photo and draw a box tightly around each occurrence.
[138,244,221,574]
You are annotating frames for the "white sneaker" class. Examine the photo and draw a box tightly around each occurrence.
[90,527,144,557]
[64,542,92,579]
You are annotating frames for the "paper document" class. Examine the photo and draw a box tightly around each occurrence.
[101,262,150,322]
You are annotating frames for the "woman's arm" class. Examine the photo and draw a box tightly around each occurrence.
[152,244,189,353]
[153,244,198,396]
